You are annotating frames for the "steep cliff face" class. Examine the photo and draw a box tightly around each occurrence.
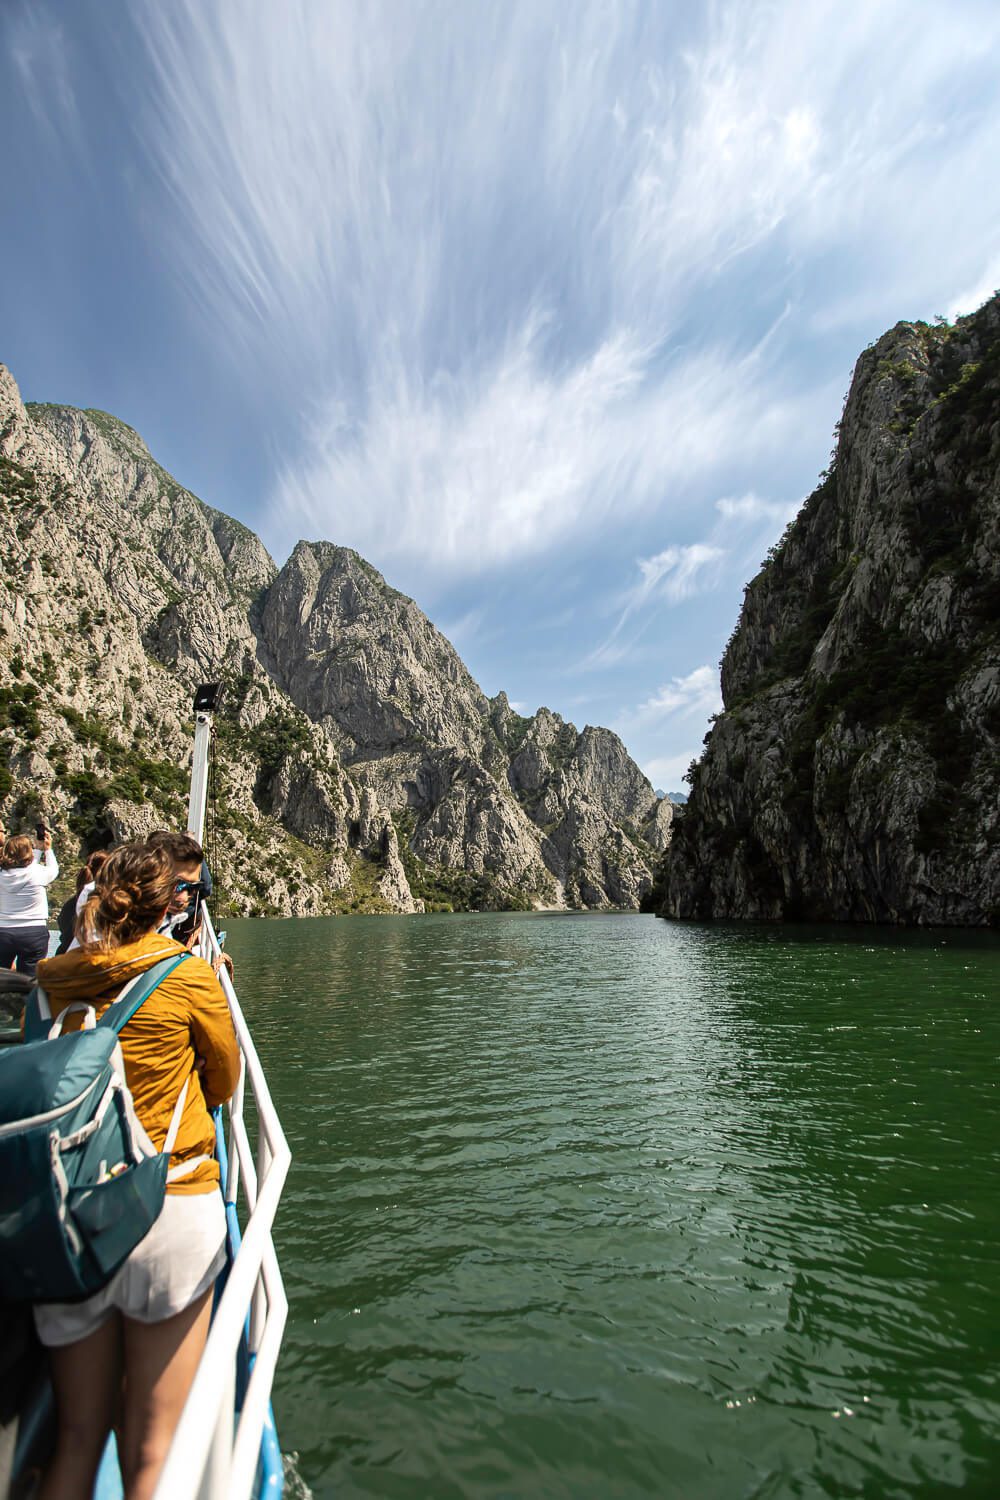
[658,295,1000,926]
[1,363,663,914]
[258,541,488,761]
[1,375,362,916]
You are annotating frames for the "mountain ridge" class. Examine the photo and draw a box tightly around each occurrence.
[2,364,668,916]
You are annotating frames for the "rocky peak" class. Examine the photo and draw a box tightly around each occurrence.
[258,539,489,763]
[573,725,657,824]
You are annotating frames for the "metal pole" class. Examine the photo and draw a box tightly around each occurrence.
[187,711,213,845]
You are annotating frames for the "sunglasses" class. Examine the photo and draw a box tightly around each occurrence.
[173,880,205,896]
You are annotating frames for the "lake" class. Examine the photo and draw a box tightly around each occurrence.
[224,912,1000,1499]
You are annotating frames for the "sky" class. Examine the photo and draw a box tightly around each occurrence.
[3,1,1000,791]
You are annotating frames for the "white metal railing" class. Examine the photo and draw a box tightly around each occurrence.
[151,908,291,1500]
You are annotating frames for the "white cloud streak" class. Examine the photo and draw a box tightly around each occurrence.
[618,665,723,733]
[618,664,722,790]
[584,486,799,669]
[6,4,81,147]
[108,0,1000,575]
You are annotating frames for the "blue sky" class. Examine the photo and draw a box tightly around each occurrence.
[3,1,1000,789]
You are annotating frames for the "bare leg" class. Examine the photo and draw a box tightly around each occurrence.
[37,1314,121,1500]
[119,1289,213,1500]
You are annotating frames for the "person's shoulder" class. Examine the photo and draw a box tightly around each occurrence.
[170,950,223,993]
[185,950,217,978]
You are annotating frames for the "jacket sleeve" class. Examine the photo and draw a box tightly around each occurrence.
[34,849,60,886]
[185,959,241,1109]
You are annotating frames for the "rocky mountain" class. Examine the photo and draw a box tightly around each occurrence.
[653,295,1000,926]
[0,363,667,916]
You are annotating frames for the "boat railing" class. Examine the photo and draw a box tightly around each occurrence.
[151,907,291,1500]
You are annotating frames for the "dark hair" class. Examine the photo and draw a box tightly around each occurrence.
[1,835,34,871]
[78,843,174,952]
[146,830,204,866]
[75,848,110,895]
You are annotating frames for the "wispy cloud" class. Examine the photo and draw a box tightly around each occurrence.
[620,665,723,789]
[6,3,80,145]
[583,486,798,670]
[582,542,724,669]
[633,545,725,609]
[436,606,488,650]
[114,0,1000,578]
[948,256,1000,321]
[714,493,794,526]
[618,665,723,733]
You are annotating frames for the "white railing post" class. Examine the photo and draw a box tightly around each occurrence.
[196,1360,235,1500]
[227,1062,246,1206]
[250,1129,273,1352]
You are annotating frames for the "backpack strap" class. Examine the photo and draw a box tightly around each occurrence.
[98,952,191,1034]
[161,1074,212,1182]
[48,1001,98,1039]
[23,985,51,1044]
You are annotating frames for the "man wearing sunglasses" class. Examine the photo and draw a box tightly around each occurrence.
[147,830,235,993]
[146,831,212,944]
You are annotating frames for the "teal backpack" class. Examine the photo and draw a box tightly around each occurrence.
[0,953,201,1303]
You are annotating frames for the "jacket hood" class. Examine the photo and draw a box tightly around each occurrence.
[37,931,187,1003]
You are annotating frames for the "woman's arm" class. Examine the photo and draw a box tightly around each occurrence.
[186,961,241,1109]
[34,845,60,886]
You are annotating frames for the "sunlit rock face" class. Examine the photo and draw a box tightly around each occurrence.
[657,294,1000,926]
[0,367,663,914]
[257,542,667,909]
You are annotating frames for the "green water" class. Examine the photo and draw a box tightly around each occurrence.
[224,913,1000,1499]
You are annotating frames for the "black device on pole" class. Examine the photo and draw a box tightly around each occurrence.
[193,683,223,713]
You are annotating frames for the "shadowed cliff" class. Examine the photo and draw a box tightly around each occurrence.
[653,294,1000,926]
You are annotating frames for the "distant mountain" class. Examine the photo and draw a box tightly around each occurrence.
[652,295,1000,926]
[0,364,670,915]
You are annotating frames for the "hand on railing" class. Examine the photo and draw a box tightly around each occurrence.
[213,951,235,982]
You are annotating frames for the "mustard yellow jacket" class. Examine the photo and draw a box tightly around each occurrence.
[36,932,240,1194]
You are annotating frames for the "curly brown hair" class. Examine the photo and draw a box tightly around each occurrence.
[1,835,34,871]
[75,848,111,895]
[78,842,175,952]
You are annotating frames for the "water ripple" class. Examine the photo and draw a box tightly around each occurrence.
[228,913,1000,1499]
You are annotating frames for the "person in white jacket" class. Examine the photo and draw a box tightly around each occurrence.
[0,830,59,976]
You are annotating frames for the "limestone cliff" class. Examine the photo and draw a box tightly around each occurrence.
[0,364,663,915]
[655,295,1000,926]
[257,541,666,910]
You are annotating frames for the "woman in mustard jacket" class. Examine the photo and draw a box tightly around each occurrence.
[33,842,240,1500]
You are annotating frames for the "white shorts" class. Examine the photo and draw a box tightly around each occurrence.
[34,1190,227,1348]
